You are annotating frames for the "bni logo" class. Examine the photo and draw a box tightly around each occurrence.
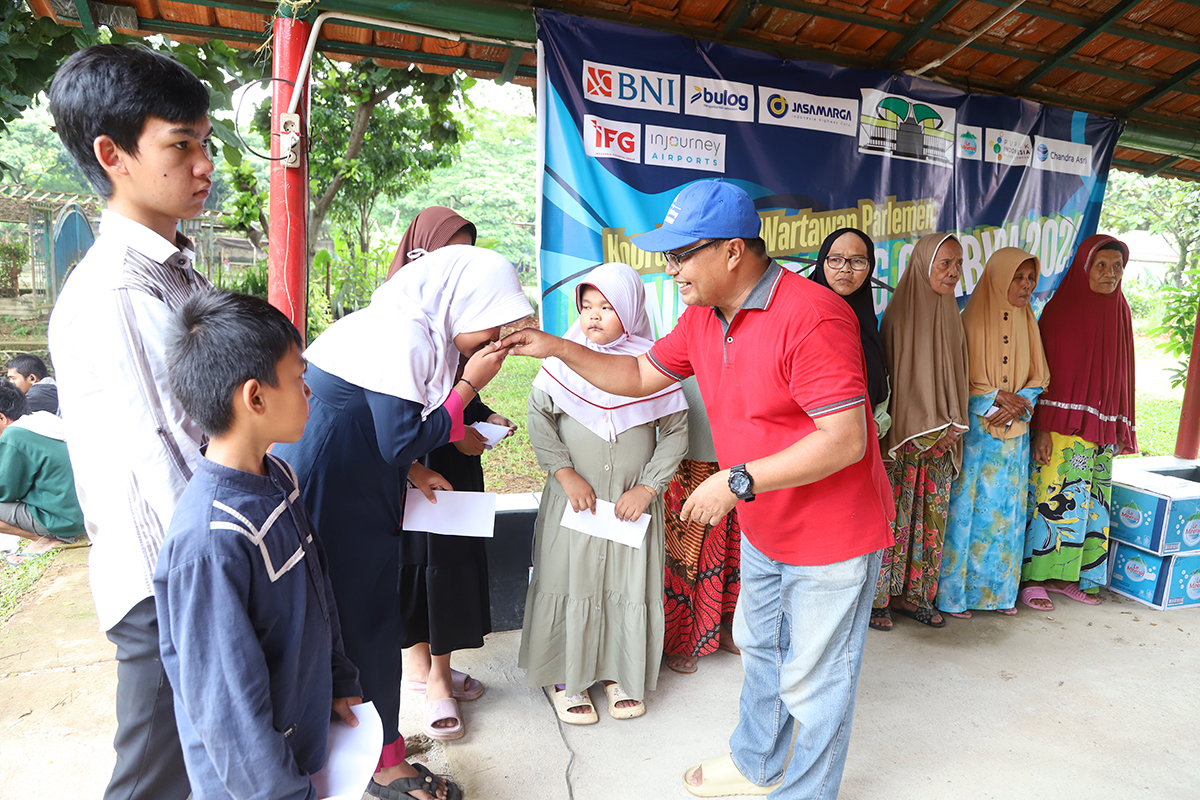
[582,60,680,113]
[582,114,640,164]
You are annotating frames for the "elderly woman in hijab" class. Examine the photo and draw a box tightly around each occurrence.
[808,227,890,439]
[874,233,969,631]
[937,247,1050,619]
[274,246,532,800]
[389,208,517,742]
[1021,234,1136,612]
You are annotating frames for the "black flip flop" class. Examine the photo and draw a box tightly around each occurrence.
[368,763,463,800]
[894,605,946,628]
[868,607,892,632]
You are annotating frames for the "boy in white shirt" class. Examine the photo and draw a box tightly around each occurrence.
[47,43,215,800]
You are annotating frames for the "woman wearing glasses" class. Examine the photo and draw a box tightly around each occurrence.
[807,228,891,440]
[875,233,970,631]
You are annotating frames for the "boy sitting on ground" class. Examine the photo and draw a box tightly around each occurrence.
[6,354,59,415]
[156,290,362,800]
[0,380,85,558]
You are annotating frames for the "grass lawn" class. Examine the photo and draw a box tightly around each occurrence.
[0,550,59,623]
[479,353,545,494]
[1129,330,1185,458]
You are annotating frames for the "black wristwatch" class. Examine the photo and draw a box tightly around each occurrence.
[728,464,755,502]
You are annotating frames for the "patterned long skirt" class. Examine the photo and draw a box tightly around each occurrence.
[1022,433,1115,592]
[875,434,954,609]
[663,460,741,657]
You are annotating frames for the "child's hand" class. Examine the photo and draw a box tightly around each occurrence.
[555,467,596,514]
[461,341,509,390]
[487,413,517,438]
[614,485,654,522]
[454,427,488,456]
[409,462,453,502]
[332,696,362,727]
[498,328,563,360]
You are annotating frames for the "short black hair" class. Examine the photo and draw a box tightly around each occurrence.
[0,380,31,422]
[741,237,768,258]
[49,44,210,198]
[5,354,49,380]
[167,291,304,437]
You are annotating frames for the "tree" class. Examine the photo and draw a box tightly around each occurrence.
[0,102,91,192]
[0,0,89,148]
[380,104,536,276]
[240,56,466,261]
[1101,171,1200,288]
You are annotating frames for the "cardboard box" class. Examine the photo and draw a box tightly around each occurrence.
[1107,542,1200,610]
[1110,460,1200,556]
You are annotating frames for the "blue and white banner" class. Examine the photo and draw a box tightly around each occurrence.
[535,10,1122,337]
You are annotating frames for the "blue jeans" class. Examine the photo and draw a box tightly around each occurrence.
[729,538,881,799]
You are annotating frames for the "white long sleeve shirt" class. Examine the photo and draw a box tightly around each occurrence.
[48,210,209,631]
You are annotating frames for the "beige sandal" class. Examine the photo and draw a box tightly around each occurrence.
[603,682,645,720]
[549,687,598,725]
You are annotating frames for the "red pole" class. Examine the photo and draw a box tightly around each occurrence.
[1174,300,1200,459]
[268,15,311,338]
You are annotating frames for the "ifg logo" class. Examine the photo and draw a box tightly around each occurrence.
[582,114,640,164]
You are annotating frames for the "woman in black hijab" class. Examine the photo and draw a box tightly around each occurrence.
[808,227,890,438]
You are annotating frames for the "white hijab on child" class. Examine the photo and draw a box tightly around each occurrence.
[532,262,687,441]
[304,245,533,419]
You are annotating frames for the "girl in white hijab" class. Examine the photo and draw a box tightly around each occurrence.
[520,262,688,724]
[275,245,531,800]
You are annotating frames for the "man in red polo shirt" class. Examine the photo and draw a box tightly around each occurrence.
[501,180,893,799]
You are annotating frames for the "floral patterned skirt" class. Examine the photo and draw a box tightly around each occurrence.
[875,434,954,609]
[1022,433,1115,592]
[663,460,741,657]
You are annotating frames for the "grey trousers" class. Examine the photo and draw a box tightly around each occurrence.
[103,596,190,800]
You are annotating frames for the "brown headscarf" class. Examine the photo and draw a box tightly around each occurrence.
[386,206,477,279]
[961,247,1051,441]
[881,233,970,470]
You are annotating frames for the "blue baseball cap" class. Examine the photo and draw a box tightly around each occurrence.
[632,180,762,253]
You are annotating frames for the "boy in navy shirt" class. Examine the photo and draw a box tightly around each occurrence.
[156,291,361,800]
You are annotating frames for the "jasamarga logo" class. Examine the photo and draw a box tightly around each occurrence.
[985,128,1032,167]
[582,60,680,113]
[685,76,754,122]
[582,114,641,164]
[644,125,725,173]
[757,87,856,137]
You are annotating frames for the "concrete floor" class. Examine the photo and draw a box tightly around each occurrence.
[2,547,1198,799]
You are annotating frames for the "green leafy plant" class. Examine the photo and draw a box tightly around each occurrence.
[1151,266,1200,388]
[0,237,28,298]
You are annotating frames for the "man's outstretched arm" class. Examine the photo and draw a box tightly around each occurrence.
[497,328,675,398]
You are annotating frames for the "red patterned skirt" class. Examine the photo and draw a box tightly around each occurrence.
[663,460,741,658]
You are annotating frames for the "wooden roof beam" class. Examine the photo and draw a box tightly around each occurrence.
[1013,0,1142,92]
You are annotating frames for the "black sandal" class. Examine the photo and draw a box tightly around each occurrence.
[894,604,946,628]
[868,607,892,632]
[368,762,463,800]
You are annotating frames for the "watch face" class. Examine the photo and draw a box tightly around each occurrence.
[730,470,752,495]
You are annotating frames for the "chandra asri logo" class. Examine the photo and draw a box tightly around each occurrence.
[1036,143,1050,161]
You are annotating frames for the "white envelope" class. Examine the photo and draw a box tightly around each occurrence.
[403,488,497,538]
[312,701,383,800]
[560,499,650,549]
[469,421,513,449]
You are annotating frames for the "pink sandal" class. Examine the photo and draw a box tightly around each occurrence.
[944,610,972,619]
[1019,585,1054,611]
[1044,583,1102,605]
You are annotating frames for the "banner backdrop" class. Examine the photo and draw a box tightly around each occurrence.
[535,10,1122,337]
